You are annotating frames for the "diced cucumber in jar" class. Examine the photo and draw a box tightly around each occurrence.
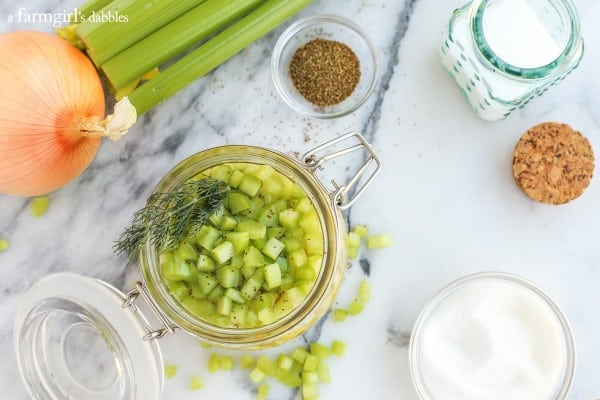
[161,162,326,329]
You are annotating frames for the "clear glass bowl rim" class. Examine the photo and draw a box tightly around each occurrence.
[408,271,576,400]
[271,14,379,119]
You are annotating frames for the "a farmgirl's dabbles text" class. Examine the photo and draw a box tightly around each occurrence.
[160,162,325,328]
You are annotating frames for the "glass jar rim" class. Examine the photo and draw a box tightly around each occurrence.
[470,0,581,79]
[14,273,164,400]
[408,271,575,400]
[138,145,347,349]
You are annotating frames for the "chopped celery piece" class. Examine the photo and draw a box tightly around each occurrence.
[164,364,178,379]
[240,278,261,300]
[228,191,252,215]
[309,343,330,360]
[291,347,309,363]
[257,383,269,400]
[249,367,266,383]
[358,279,371,303]
[288,249,308,268]
[273,293,294,318]
[168,282,188,299]
[239,354,255,370]
[161,258,194,281]
[302,382,318,399]
[209,205,225,226]
[257,307,275,324]
[257,356,277,377]
[347,232,361,248]
[221,215,238,231]
[239,174,262,197]
[207,286,224,302]
[299,212,320,234]
[237,220,266,240]
[30,196,49,217]
[264,263,282,289]
[262,237,285,259]
[211,164,233,182]
[317,362,331,383]
[196,254,216,272]
[224,288,245,303]
[229,169,244,188]
[302,371,319,384]
[230,304,248,325]
[295,197,312,212]
[220,355,234,371]
[332,308,348,322]
[283,373,302,388]
[331,340,347,357]
[367,234,393,249]
[198,272,219,295]
[277,354,294,370]
[353,224,369,238]
[208,353,221,373]
[295,266,316,281]
[267,227,285,239]
[226,231,250,255]
[217,266,240,288]
[243,246,265,268]
[303,354,319,372]
[282,237,302,252]
[196,225,221,250]
[181,297,216,317]
[189,376,204,390]
[211,241,234,264]
[304,234,324,256]
[286,287,305,308]
[258,204,279,227]
[348,300,364,315]
[176,242,198,260]
[348,246,359,260]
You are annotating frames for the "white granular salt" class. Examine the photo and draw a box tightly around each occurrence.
[418,279,567,400]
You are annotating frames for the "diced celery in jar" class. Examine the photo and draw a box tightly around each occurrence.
[160,162,326,329]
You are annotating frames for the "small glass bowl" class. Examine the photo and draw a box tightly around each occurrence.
[271,15,379,119]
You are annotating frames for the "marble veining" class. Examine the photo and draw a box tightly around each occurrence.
[1,0,600,399]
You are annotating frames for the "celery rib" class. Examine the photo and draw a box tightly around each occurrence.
[128,0,314,115]
[101,0,265,90]
[76,0,207,66]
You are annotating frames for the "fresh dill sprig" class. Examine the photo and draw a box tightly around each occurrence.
[114,178,230,260]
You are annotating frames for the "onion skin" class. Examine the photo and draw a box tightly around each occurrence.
[0,31,105,196]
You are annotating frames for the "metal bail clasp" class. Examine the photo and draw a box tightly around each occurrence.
[123,281,177,341]
[301,132,381,210]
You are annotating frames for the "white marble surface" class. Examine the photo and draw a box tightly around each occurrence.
[1,0,600,399]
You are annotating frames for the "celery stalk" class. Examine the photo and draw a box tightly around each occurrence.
[129,0,313,115]
[75,0,114,21]
[76,0,207,65]
[102,0,266,90]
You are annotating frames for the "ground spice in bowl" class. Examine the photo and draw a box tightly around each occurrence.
[289,38,361,107]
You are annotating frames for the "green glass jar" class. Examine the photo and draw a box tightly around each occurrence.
[441,0,584,121]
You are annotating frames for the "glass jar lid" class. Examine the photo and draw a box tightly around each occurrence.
[14,273,164,400]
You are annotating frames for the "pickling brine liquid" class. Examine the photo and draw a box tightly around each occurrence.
[441,0,584,121]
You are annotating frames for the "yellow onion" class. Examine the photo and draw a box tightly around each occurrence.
[0,31,135,196]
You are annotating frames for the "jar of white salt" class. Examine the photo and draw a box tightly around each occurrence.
[409,272,575,400]
[441,0,584,121]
